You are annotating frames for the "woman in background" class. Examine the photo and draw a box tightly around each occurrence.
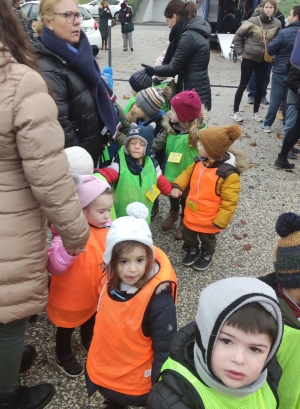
[99,0,112,50]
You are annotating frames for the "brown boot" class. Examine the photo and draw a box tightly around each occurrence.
[161,211,179,231]
[174,217,184,240]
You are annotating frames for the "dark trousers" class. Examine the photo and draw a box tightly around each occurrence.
[281,111,300,156]
[234,58,269,113]
[182,224,217,255]
[169,196,186,214]
[56,313,96,360]
[0,318,28,396]
[248,62,272,98]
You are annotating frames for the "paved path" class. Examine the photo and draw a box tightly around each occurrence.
[21,27,300,408]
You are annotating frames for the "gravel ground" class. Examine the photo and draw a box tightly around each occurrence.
[21,27,300,408]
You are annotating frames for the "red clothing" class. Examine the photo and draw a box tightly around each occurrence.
[277,285,300,319]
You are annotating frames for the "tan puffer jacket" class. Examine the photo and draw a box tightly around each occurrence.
[0,48,89,324]
[234,12,281,63]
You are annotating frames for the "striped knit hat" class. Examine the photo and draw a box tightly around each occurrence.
[274,212,300,288]
[135,86,171,118]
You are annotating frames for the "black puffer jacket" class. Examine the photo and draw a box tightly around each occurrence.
[34,38,105,164]
[153,17,212,111]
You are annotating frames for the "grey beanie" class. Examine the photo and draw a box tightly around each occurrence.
[194,276,283,398]
[135,87,166,118]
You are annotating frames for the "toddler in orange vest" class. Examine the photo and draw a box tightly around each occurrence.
[47,175,114,378]
[171,124,246,271]
[85,202,177,409]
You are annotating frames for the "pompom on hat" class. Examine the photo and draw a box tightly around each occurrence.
[74,175,110,209]
[274,212,300,288]
[103,202,154,264]
[199,124,242,160]
[170,89,202,123]
[65,147,94,175]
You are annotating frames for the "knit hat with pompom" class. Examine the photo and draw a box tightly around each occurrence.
[135,86,172,118]
[199,124,242,160]
[103,202,154,264]
[274,212,300,288]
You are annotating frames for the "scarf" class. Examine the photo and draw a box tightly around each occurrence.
[163,13,189,65]
[41,27,120,139]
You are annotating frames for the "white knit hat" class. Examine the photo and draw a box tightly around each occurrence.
[65,147,94,175]
[103,202,155,264]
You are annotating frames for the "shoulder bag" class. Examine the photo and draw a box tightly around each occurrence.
[258,17,273,63]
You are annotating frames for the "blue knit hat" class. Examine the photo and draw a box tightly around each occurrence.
[124,123,156,156]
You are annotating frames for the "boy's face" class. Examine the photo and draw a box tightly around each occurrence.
[212,324,272,389]
[134,104,147,120]
[197,140,210,159]
[127,138,146,160]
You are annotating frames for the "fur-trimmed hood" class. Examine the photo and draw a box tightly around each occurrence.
[228,146,251,174]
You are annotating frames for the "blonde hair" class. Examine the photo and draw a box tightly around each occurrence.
[36,0,78,35]
[99,0,109,7]
[180,115,207,148]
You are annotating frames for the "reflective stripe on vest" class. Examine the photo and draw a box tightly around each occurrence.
[93,172,116,221]
[277,324,300,409]
[164,126,207,183]
[184,161,222,234]
[161,358,277,409]
[86,246,177,396]
[114,147,157,224]
[47,227,108,328]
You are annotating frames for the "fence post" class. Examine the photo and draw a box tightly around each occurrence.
[108,19,112,67]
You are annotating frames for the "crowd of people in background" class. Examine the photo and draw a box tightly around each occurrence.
[1,0,300,408]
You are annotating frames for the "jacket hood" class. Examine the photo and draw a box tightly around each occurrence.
[228,147,251,174]
[162,105,209,135]
[186,16,211,39]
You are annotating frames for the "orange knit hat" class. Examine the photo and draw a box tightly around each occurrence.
[199,124,242,159]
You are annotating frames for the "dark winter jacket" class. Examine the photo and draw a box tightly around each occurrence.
[34,38,105,164]
[98,5,112,38]
[234,12,281,63]
[118,7,133,34]
[153,17,212,111]
[287,65,300,111]
[268,22,300,75]
[146,321,282,409]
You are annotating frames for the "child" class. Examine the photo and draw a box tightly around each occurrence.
[125,70,153,124]
[260,212,300,409]
[153,89,208,239]
[98,124,172,223]
[171,124,245,271]
[146,276,283,409]
[47,175,114,377]
[85,202,177,409]
[30,19,38,36]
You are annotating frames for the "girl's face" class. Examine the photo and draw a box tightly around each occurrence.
[83,193,113,228]
[117,246,147,286]
[170,106,179,124]
[263,2,275,16]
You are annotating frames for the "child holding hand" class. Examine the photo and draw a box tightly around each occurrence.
[86,202,177,409]
[47,175,114,377]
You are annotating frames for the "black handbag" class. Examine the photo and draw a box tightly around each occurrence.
[124,21,134,33]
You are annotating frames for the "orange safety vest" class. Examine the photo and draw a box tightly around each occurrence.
[184,161,222,234]
[47,226,108,328]
[86,246,177,396]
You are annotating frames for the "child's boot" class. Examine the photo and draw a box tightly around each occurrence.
[56,354,83,378]
[174,217,184,240]
[161,211,179,231]
[193,251,213,271]
[182,246,200,266]
[103,398,127,409]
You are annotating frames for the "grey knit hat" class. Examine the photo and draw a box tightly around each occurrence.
[135,87,167,118]
[129,70,153,93]
[194,276,283,398]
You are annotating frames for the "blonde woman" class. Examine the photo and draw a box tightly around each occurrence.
[33,0,121,166]
[98,0,112,50]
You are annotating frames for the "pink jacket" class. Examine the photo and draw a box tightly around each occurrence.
[47,229,77,276]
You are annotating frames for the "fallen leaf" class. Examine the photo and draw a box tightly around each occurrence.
[240,220,247,225]
[242,133,251,139]
[282,204,285,206]
[277,133,283,139]
[272,196,275,199]
[123,95,130,99]
[285,169,294,173]
[261,157,265,159]
[250,142,257,147]
[261,169,264,171]
[248,186,255,189]
[243,233,248,238]
[254,130,258,133]
[235,264,241,267]
[240,110,245,112]
[243,244,252,251]
[215,93,220,96]
[233,234,243,240]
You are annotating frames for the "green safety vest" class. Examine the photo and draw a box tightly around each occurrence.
[277,324,300,409]
[113,148,157,224]
[164,126,207,183]
[160,358,277,409]
[124,95,136,115]
[93,172,116,221]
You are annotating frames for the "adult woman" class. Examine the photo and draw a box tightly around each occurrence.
[144,0,211,111]
[231,0,281,123]
[119,1,133,51]
[34,0,121,166]
[0,1,89,408]
[98,0,112,50]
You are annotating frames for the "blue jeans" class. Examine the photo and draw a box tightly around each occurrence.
[248,62,272,98]
[264,72,288,127]
[283,104,298,138]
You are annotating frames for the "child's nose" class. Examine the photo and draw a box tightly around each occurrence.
[231,348,245,365]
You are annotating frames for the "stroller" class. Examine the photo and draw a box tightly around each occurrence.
[229,43,237,62]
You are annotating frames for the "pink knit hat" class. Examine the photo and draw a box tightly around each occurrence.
[154,51,166,66]
[170,89,202,123]
[76,175,110,208]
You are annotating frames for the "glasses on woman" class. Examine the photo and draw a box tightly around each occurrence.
[54,11,84,24]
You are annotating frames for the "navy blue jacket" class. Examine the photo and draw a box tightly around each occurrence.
[268,22,300,75]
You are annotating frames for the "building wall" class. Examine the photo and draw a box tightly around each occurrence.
[152,0,169,22]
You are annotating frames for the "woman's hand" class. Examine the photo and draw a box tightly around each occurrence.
[65,247,87,256]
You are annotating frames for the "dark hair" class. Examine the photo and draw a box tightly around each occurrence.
[0,0,39,72]
[105,241,154,292]
[292,5,300,20]
[226,302,278,344]
[164,0,197,22]
[261,0,278,15]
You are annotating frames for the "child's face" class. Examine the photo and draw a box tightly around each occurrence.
[127,138,146,160]
[117,246,147,286]
[197,140,211,159]
[31,20,38,33]
[83,193,113,228]
[134,104,148,120]
[170,106,179,124]
[212,324,272,389]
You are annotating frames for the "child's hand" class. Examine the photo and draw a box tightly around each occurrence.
[65,247,87,256]
[171,187,182,198]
